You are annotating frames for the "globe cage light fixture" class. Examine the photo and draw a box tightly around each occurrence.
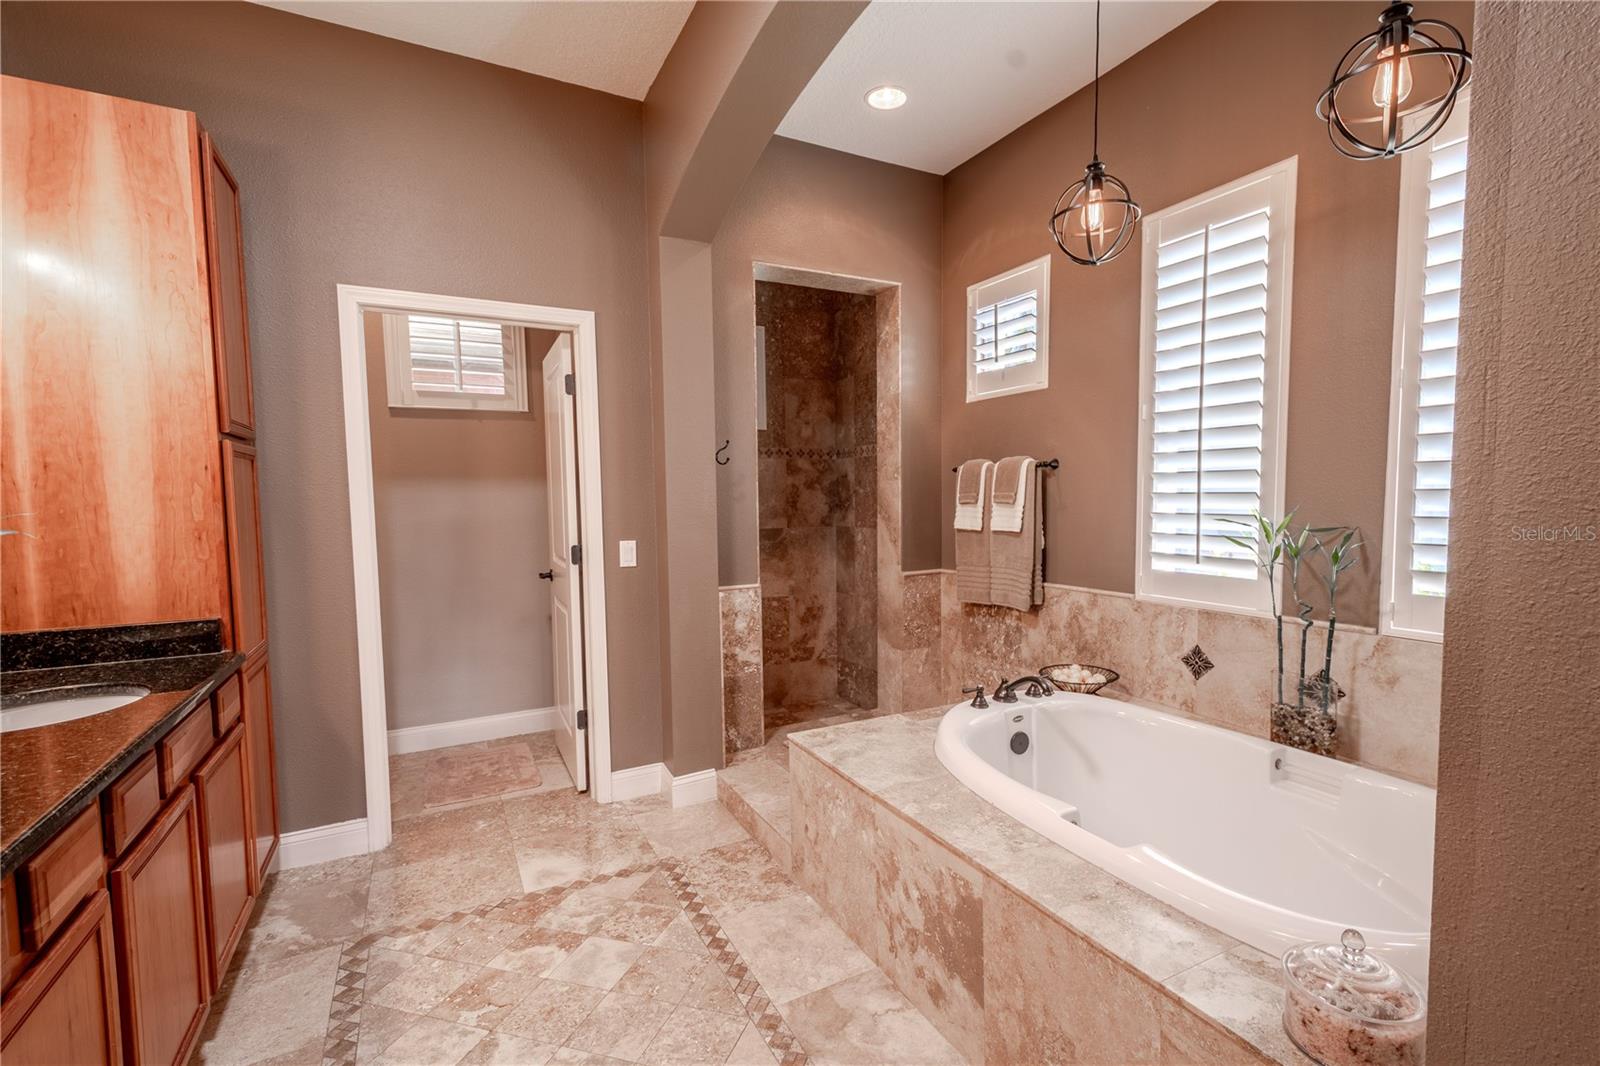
[1050,0,1141,266]
[1316,2,1471,160]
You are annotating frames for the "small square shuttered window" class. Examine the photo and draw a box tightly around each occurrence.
[383,313,528,412]
[1382,91,1470,640]
[967,256,1049,401]
[1136,158,1297,615]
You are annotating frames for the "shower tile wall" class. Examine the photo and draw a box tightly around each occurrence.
[757,281,878,710]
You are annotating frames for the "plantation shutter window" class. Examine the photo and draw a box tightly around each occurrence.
[1136,159,1297,615]
[967,256,1050,401]
[1382,92,1469,640]
[383,313,528,412]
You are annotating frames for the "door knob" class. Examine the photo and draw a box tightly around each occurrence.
[538,570,554,581]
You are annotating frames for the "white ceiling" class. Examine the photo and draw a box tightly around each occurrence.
[778,1,1213,175]
[256,1,693,100]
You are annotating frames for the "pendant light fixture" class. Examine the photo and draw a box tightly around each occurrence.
[1050,0,1140,266]
[1316,2,1471,159]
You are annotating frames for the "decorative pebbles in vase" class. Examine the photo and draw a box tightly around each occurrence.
[1225,513,1360,758]
[1281,929,1426,1066]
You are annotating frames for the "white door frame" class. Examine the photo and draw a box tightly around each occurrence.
[335,284,614,856]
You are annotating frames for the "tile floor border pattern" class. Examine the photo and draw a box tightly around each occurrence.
[317,858,809,1066]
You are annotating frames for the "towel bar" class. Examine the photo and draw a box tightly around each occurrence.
[950,458,1059,473]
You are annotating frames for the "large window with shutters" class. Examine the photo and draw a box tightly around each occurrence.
[383,313,528,412]
[1136,159,1298,615]
[1381,92,1469,640]
[967,255,1049,402]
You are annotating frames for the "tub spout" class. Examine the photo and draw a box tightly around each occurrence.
[995,675,1054,701]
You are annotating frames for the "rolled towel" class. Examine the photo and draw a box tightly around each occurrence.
[954,459,991,532]
[990,456,1032,533]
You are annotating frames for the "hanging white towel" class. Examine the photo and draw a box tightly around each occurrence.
[990,456,1033,533]
[953,459,991,532]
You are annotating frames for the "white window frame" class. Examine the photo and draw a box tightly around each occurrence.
[382,312,529,412]
[1135,157,1298,617]
[1380,90,1470,642]
[966,255,1050,402]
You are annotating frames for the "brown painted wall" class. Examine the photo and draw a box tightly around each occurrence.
[714,137,944,584]
[1427,1,1600,1059]
[0,1,663,831]
[365,315,559,731]
[940,1,1472,628]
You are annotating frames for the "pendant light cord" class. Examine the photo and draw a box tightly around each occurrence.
[1092,0,1101,163]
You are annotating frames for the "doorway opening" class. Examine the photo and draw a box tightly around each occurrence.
[754,273,888,742]
[336,286,613,856]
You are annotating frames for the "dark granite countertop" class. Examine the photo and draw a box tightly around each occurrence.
[2,621,243,876]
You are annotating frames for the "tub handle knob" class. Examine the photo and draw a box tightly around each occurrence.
[961,685,989,709]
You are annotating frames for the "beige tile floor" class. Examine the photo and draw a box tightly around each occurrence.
[196,732,961,1066]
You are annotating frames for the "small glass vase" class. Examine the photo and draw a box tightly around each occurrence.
[1269,666,1342,757]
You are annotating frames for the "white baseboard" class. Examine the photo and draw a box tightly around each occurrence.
[669,768,718,807]
[387,706,559,755]
[607,763,718,807]
[273,818,370,871]
[610,763,665,802]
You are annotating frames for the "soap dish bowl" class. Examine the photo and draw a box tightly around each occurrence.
[1040,663,1119,695]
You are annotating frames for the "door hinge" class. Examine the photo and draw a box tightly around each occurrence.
[577,709,588,730]
[570,543,582,566]
[564,372,575,396]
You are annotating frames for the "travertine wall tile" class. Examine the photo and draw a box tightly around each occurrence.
[790,750,984,1060]
[719,587,763,756]
[936,578,1442,782]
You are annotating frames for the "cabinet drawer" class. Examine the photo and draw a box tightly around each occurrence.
[103,750,162,856]
[20,805,105,951]
[159,708,213,794]
[212,674,243,735]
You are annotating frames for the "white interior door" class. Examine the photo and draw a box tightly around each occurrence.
[542,335,588,790]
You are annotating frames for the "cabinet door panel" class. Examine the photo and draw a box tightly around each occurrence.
[221,439,267,656]
[111,785,210,1066]
[200,132,254,439]
[0,890,121,1066]
[243,651,279,883]
[195,724,254,986]
[0,75,229,634]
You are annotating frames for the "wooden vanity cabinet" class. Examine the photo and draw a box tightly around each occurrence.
[0,890,121,1066]
[110,785,211,1066]
[200,132,255,441]
[193,724,255,988]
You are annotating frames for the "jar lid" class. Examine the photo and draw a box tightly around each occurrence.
[1281,929,1425,1024]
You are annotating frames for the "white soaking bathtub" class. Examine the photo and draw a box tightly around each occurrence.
[934,691,1436,982]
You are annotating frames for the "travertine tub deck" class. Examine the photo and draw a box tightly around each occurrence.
[788,710,1316,1066]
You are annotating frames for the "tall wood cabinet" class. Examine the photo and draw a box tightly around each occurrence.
[1,76,281,1066]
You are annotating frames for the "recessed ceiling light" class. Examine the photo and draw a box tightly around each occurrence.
[865,85,908,111]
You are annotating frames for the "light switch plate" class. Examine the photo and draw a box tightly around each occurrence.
[619,540,637,568]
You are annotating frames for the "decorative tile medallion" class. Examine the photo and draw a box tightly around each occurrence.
[1181,644,1215,681]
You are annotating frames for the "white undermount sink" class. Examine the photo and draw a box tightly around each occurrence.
[0,687,150,733]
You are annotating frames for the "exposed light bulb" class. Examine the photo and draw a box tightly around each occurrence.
[865,85,907,111]
[1081,180,1105,237]
[1372,44,1413,108]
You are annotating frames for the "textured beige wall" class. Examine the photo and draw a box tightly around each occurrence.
[940,1,1471,629]
[365,315,558,731]
[714,138,945,584]
[642,4,865,775]
[1427,2,1600,1060]
[0,0,663,829]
